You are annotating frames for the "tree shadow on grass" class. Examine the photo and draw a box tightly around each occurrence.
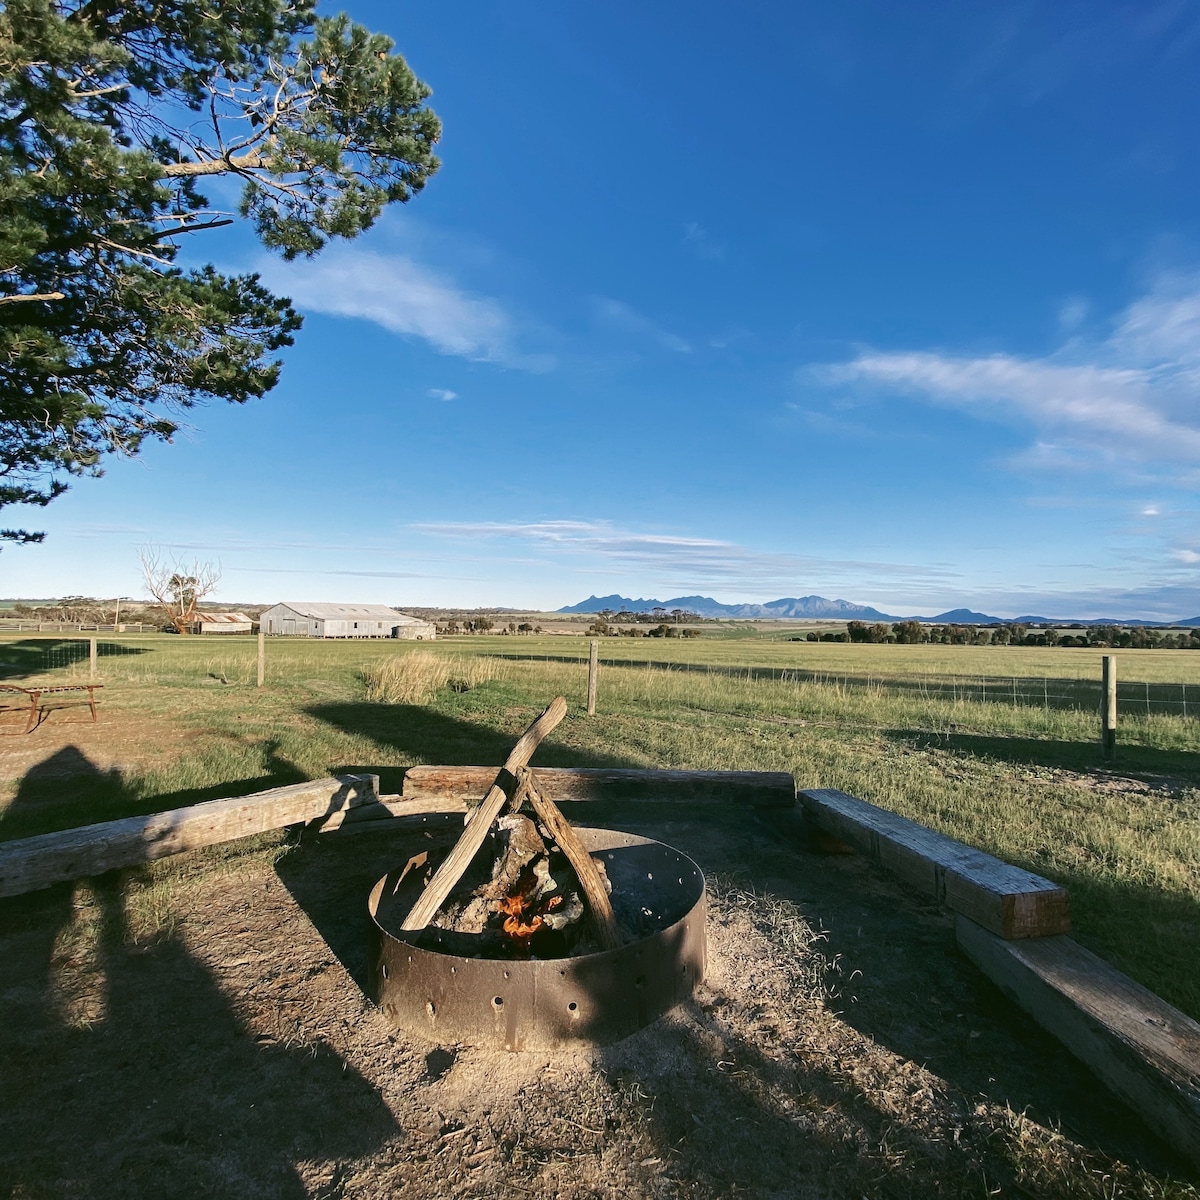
[0,637,149,681]
[307,701,646,793]
[0,739,309,843]
[0,748,402,1198]
[883,727,1200,782]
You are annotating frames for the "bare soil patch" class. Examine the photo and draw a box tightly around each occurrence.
[0,708,186,800]
[0,805,1194,1199]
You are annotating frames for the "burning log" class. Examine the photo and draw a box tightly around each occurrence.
[519,768,620,951]
[424,798,614,959]
[401,697,567,933]
[402,699,624,958]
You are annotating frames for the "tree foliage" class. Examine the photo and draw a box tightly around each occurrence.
[0,0,441,539]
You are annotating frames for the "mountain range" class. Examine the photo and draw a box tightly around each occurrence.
[558,594,1200,627]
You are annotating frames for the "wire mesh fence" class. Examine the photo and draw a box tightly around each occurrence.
[497,651,1199,718]
[0,633,406,688]
[0,635,1195,721]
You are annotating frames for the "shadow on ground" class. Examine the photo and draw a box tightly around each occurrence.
[308,701,646,797]
[884,727,1200,782]
[0,740,309,842]
[0,748,401,1198]
[276,802,1196,1192]
[0,638,149,681]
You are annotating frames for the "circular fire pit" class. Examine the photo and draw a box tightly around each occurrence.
[368,828,706,1050]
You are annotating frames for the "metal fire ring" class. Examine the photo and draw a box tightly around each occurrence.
[368,828,707,1050]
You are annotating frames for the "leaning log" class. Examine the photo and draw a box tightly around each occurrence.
[400,698,568,933]
[0,774,378,899]
[519,767,621,951]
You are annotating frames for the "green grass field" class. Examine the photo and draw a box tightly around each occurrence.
[2,630,1197,1022]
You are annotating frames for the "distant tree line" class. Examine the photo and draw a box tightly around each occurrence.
[587,617,701,639]
[1,595,273,630]
[795,620,1200,649]
[596,607,706,625]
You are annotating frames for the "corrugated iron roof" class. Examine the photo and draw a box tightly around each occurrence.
[270,603,429,623]
[192,611,252,624]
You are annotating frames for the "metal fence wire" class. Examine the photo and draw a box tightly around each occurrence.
[0,637,1195,719]
[500,652,1198,719]
[0,635,230,680]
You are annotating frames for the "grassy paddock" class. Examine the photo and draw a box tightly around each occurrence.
[1,631,1197,1019]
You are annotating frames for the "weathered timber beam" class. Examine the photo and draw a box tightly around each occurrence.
[0,774,378,899]
[957,916,1200,1170]
[799,788,1070,939]
[317,794,469,832]
[402,766,797,808]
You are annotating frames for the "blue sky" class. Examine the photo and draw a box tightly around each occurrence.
[6,1,1200,619]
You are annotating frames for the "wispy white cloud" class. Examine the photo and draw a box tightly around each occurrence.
[117,536,401,555]
[428,388,458,402]
[258,246,553,371]
[411,519,955,594]
[225,566,431,579]
[593,299,692,354]
[823,274,1200,475]
[410,517,1200,618]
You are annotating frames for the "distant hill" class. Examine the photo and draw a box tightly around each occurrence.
[558,594,899,620]
[558,595,1200,626]
[913,608,1006,625]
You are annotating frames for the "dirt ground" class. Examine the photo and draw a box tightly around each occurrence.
[0,705,185,789]
[2,798,1196,1200]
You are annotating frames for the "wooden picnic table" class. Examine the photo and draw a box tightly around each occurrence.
[0,683,103,733]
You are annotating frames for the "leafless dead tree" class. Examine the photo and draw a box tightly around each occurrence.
[139,548,222,634]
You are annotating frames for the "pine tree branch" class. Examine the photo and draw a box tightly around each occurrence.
[161,151,264,178]
[0,292,67,306]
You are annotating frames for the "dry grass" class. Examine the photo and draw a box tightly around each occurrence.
[362,650,498,704]
[1,629,1199,1194]
[1,631,1196,1019]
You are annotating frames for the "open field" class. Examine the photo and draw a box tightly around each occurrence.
[0,631,1197,1195]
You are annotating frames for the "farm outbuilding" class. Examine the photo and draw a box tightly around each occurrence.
[187,612,253,635]
[258,602,435,640]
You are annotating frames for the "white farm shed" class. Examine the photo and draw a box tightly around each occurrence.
[259,602,435,640]
[188,611,253,635]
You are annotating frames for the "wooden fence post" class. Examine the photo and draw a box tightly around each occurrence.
[1102,654,1117,760]
[89,636,97,679]
[587,639,598,715]
[257,628,265,688]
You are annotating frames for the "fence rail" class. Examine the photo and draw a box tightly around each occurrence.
[0,622,156,633]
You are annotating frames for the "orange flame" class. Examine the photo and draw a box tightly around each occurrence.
[497,887,564,940]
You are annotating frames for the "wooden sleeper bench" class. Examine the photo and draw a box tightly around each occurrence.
[0,683,103,733]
